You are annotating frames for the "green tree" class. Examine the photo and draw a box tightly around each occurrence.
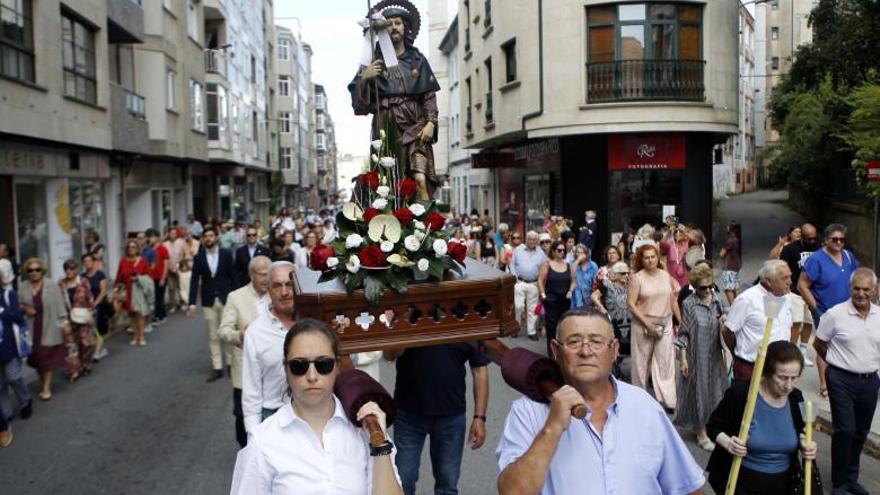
[842,81,880,197]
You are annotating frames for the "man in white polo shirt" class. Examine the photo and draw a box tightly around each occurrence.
[241,261,296,436]
[722,259,793,380]
[814,267,880,495]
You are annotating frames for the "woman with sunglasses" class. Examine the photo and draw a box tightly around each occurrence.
[674,263,729,451]
[59,259,95,380]
[20,258,69,400]
[114,240,150,346]
[537,240,576,356]
[231,319,402,494]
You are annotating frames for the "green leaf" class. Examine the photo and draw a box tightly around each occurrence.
[344,271,365,293]
[330,240,346,253]
[428,257,445,280]
[364,274,385,306]
[386,269,409,294]
[317,270,338,284]
[336,210,359,234]
[446,258,464,276]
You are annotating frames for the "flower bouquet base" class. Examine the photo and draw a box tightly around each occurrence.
[293,259,519,354]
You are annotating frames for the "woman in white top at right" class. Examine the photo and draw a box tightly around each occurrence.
[231,318,402,495]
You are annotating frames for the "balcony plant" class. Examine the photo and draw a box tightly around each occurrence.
[309,128,465,305]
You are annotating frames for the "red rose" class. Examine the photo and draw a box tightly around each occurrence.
[363,207,380,224]
[309,244,336,271]
[359,171,380,190]
[425,211,446,231]
[393,208,414,225]
[358,245,387,268]
[396,178,418,198]
[447,241,467,263]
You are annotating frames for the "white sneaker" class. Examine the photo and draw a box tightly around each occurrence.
[145,324,154,334]
[126,327,133,334]
[93,347,109,361]
[799,344,814,366]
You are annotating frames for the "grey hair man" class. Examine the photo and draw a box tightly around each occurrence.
[219,255,272,447]
[722,259,793,381]
[241,261,297,435]
[511,231,547,341]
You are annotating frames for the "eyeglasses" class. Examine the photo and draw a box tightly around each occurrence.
[697,284,713,291]
[555,248,565,253]
[64,266,77,271]
[26,268,42,273]
[512,236,521,240]
[561,338,613,353]
[287,357,337,376]
[829,237,846,243]
[247,233,258,237]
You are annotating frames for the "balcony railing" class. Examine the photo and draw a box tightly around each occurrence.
[586,59,705,103]
[205,49,227,77]
[124,88,145,118]
[485,92,493,124]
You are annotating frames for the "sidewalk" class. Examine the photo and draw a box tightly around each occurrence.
[714,189,880,458]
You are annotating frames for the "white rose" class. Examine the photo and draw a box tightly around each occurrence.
[379,129,386,139]
[371,198,388,210]
[376,186,390,198]
[345,233,364,249]
[404,235,421,252]
[379,156,395,169]
[326,257,339,268]
[414,230,426,241]
[371,153,379,164]
[433,239,448,257]
[413,220,426,230]
[408,203,426,217]
[417,258,430,272]
[371,139,383,151]
[346,255,361,274]
[380,241,394,253]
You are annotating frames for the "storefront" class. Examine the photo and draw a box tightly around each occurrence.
[0,141,118,280]
[124,159,191,236]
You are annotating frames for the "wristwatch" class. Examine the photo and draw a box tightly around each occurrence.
[473,414,487,422]
[370,439,394,457]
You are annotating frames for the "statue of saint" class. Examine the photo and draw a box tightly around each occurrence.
[348,3,440,201]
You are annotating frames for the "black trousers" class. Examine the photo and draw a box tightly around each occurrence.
[153,279,166,320]
[543,293,570,356]
[826,364,879,488]
[232,387,247,448]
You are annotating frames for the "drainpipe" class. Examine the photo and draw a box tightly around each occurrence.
[521,0,544,132]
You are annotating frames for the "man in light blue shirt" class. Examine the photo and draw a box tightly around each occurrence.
[511,231,547,341]
[496,307,705,495]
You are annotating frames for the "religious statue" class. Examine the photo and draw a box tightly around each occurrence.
[348,0,440,202]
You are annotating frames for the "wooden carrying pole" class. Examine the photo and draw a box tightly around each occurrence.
[805,401,813,495]
[724,295,784,495]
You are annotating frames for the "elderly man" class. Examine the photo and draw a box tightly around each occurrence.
[813,267,880,495]
[219,256,271,448]
[496,307,705,494]
[511,231,547,341]
[722,259,793,381]
[241,261,296,435]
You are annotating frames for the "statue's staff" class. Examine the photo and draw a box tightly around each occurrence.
[724,294,786,495]
[359,2,399,139]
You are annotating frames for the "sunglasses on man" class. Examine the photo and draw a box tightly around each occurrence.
[287,357,337,376]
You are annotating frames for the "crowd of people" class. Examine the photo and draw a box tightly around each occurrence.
[1,204,878,495]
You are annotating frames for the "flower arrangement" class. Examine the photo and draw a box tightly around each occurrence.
[310,129,465,305]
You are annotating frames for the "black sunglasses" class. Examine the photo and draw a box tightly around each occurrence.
[555,248,565,253]
[247,233,258,237]
[287,357,337,376]
[697,284,713,291]
[829,236,846,243]
[27,268,42,273]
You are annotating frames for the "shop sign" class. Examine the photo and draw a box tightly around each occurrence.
[0,147,48,174]
[471,139,560,169]
[867,161,880,182]
[608,134,686,170]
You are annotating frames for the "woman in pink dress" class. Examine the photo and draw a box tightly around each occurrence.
[627,244,682,411]
[661,225,690,288]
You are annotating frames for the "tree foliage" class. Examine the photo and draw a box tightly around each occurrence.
[842,80,880,196]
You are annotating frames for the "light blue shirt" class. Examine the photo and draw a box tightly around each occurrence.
[497,377,705,495]
[511,245,546,282]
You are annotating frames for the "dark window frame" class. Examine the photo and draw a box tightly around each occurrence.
[586,3,703,62]
[61,8,98,104]
[0,0,35,82]
[502,38,516,83]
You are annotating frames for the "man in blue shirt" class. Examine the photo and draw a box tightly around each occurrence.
[497,307,705,495]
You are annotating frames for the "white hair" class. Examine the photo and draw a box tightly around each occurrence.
[758,259,789,282]
[498,223,509,233]
[851,267,878,286]
[0,259,13,288]
[525,230,539,240]
[268,261,295,283]
[636,223,655,239]
[249,255,271,272]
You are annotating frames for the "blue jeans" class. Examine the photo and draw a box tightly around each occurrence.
[393,410,466,495]
[0,358,31,422]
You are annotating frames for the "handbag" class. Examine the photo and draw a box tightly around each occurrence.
[70,307,93,325]
[789,458,822,495]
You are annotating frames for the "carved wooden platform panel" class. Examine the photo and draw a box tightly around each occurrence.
[292,259,519,353]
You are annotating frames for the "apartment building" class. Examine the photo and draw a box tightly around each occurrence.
[313,84,338,206]
[460,0,738,241]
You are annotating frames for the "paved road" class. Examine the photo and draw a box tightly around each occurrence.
[2,189,879,494]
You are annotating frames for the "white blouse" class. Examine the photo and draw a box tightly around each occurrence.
[230,396,397,495]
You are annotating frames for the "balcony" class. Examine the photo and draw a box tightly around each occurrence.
[205,50,227,78]
[484,92,493,125]
[107,0,144,43]
[110,82,149,153]
[586,59,705,103]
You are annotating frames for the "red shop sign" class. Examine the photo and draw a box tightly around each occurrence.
[608,134,686,170]
[867,161,880,182]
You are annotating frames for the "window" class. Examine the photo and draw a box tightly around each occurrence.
[502,38,516,83]
[316,133,325,150]
[279,111,292,133]
[189,79,204,131]
[163,0,172,10]
[0,0,34,82]
[770,0,779,9]
[187,0,199,42]
[771,56,779,70]
[206,83,228,144]
[166,70,176,110]
[484,58,493,124]
[281,147,293,169]
[316,113,324,128]
[484,0,491,28]
[771,26,779,40]
[278,38,289,60]
[465,76,472,132]
[61,11,97,104]
[278,75,289,96]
